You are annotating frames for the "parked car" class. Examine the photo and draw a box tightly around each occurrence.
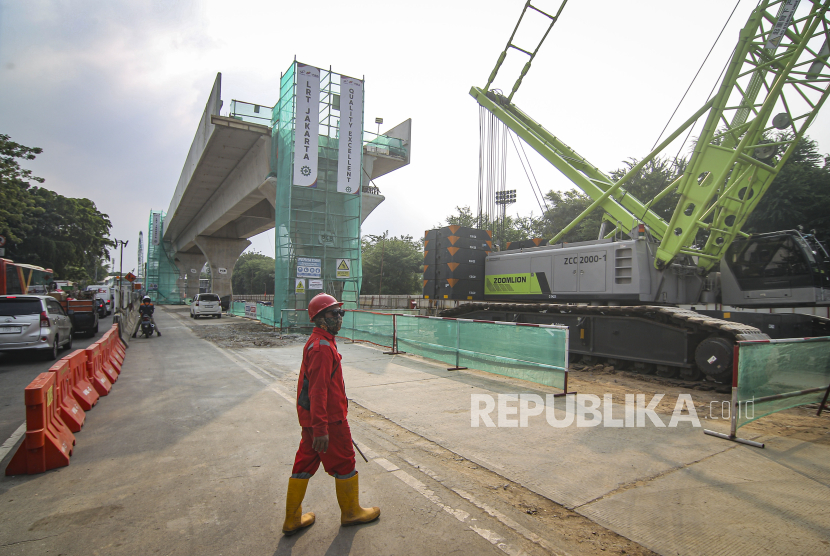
[0,295,74,360]
[191,293,222,319]
[94,296,107,318]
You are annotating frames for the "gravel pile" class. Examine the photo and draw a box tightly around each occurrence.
[193,319,308,349]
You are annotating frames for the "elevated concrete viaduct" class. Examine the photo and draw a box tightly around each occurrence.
[160,73,410,303]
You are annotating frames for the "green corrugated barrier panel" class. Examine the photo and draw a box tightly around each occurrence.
[736,337,830,429]
[341,311,569,390]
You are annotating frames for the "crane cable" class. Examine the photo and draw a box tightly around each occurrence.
[507,130,550,217]
[650,0,744,153]
[478,105,511,238]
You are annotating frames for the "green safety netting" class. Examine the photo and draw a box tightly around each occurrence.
[364,133,406,158]
[235,306,569,389]
[342,312,569,390]
[145,210,185,305]
[456,320,567,388]
[271,62,362,316]
[736,338,830,429]
[395,315,459,367]
[279,309,314,333]
[343,311,395,347]
[258,305,277,326]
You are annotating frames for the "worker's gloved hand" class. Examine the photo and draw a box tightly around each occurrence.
[312,435,329,453]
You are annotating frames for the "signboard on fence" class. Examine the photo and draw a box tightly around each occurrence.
[336,259,351,278]
[309,279,323,290]
[295,278,306,294]
[297,257,321,278]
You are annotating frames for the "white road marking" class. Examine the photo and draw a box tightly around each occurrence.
[373,457,400,472]
[227,350,280,381]
[401,455,572,556]
[0,423,27,462]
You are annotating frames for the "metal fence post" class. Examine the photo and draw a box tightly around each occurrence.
[704,343,764,448]
[384,314,406,355]
[447,319,467,371]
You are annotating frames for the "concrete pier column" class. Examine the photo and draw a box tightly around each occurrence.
[174,251,207,301]
[194,236,251,308]
[175,275,187,302]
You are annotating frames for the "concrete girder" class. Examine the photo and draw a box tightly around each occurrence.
[257,177,277,209]
[173,251,207,300]
[167,117,271,253]
[194,236,251,304]
[367,118,411,180]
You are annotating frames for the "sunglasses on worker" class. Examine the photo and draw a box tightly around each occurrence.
[326,308,346,317]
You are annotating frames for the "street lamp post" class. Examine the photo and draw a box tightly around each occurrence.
[114,239,128,314]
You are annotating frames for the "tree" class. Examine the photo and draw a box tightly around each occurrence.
[744,134,830,239]
[361,232,422,295]
[534,156,688,244]
[1,134,113,282]
[536,189,604,244]
[232,251,275,295]
[0,134,44,245]
[438,206,544,249]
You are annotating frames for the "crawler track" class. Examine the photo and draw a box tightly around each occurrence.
[439,302,770,382]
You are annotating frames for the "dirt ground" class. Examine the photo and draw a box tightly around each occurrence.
[192,315,829,554]
[190,317,307,348]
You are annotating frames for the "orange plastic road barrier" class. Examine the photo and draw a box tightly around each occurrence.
[6,373,74,475]
[102,331,122,375]
[112,334,125,363]
[97,340,119,384]
[85,344,112,397]
[67,350,98,411]
[47,358,85,433]
[109,324,125,358]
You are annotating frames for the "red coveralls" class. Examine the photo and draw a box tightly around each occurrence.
[291,327,356,477]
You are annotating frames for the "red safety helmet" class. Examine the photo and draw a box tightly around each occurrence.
[308,293,343,321]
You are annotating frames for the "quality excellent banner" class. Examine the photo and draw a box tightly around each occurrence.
[294,64,320,187]
[337,75,364,194]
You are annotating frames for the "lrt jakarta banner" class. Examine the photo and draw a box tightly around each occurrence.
[294,64,320,187]
[337,76,364,194]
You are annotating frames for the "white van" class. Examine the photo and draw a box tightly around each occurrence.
[86,284,114,314]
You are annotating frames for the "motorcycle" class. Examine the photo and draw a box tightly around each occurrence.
[140,314,155,338]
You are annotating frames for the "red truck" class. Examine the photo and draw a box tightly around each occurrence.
[1,258,99,336]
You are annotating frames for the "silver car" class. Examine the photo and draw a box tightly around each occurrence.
[0,295,74,360]
[190,293,222,319]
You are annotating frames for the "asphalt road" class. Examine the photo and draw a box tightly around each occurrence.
[0,312,116,444]
[0,308,575,556]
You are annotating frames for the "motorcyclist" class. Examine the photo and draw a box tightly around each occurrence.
[132,296,161,337]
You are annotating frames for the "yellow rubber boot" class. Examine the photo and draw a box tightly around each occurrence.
[335,473,380,526]
[282,477,315,535]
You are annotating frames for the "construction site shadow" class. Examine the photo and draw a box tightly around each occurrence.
[272,523,363,556]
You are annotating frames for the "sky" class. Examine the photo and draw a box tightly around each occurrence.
[2,0,829,275]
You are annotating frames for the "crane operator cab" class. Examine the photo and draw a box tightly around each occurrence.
[720,230,830,307]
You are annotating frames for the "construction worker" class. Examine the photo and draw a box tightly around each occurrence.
[132,295,161,337]
[282,293,380,536]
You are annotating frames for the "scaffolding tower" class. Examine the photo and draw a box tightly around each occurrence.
[271,62,363,313]
[145,210,185,305]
